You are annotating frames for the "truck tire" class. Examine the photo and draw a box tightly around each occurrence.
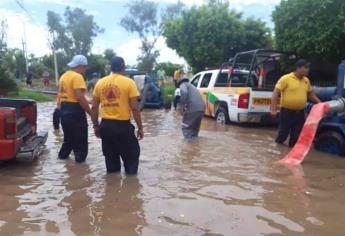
[314,131,345,156]
[215,106,230,124]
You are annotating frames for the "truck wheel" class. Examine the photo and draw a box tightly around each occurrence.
[216,107,230,124]
[315,131,345,156]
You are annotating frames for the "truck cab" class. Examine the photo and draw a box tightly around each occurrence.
[0,98,48,161]
[190,49,297,124]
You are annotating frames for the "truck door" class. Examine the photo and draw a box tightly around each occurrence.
[198,73,213,116]
[190,73,202,88]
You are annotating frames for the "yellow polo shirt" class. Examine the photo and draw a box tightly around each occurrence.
[276,72,312,111]
[173,69,180,81]
[58,71,87,103]
[93,73,140,120]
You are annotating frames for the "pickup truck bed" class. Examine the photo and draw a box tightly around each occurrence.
[0,98,47,161]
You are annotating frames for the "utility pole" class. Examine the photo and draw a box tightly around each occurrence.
[52,32,59,86]
[22,38,28,73]
[22,22,28,73]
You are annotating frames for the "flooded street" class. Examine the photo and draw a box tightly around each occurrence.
[1,102,345,236]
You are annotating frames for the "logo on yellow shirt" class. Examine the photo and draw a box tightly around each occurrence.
[103,85,121,102]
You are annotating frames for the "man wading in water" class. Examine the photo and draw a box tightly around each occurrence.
[271,59,321,147]
[91,56,144,175]
[177,72,206,139]
[58,55,91,162]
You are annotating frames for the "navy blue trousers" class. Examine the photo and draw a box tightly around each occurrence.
[58,102,88,162]
[275,108,305,147]
[100,119,140,174]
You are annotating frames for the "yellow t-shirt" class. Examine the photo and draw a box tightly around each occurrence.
[275,72,312,111]
[173,69,180,81]
[58,71,87,103]
[93,73,140,120]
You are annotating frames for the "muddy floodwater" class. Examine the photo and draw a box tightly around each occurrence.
[1,102,345,236]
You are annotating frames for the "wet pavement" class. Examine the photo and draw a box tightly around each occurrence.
[0,102,345,236]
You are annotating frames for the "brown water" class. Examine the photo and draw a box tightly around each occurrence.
[0,102,345,236]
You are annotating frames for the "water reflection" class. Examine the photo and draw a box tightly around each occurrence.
[0,102,344,235]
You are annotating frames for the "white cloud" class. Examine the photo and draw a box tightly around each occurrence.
[31,0,279,7]
[0,9,51,57]
[115,37,186,66]
[85,9,100,16]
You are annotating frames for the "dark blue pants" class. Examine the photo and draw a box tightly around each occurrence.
[100,119,140,174]
[174,95,180,109]
[53,108,61,130]
[275,108,305,147]
[58,102,88,162]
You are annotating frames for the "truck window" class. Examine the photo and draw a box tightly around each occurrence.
[230,73,248,87]
[200,73,212,88]
[191,74,201,87]
[215,72,229,87]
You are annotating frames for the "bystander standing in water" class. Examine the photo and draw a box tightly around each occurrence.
[271,59,321,147]
[57,55,91,162]
[91,56,143,175]
[177,71,206,139]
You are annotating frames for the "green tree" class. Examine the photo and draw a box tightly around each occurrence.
[120,0,184,73]
[41,52,70,75]
[47,7,104,57]
[242,18,272,51]
[85,54,107,79]
[272,0,345,63]
[0,20,7,55]
[6,49,26,76]
[29,61,53,80]
[104,48,116,62]
[0,20,17,95]
[163,2,271,72]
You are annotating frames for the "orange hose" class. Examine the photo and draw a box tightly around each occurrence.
[278,102,330,165]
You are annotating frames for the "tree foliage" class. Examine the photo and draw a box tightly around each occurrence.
[47,7,104,57]
[104,48,116,62]
[0,20,17,95]
[120,0,184,72]
[85,54,108,79]
[163,2,271,72]
[3,49,26,77]
[272,0,345,63]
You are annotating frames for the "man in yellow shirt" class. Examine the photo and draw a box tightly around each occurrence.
[271,59,321,147]
[58,55,91,162]
[91,56,143,175]
[173,68,181,86]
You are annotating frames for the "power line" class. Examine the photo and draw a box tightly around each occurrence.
[14,0,59,85]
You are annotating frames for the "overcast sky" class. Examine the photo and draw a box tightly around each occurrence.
[0,0,281,66]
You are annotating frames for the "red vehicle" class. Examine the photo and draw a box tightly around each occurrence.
[0,98,48,161]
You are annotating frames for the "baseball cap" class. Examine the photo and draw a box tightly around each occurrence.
[92,72,98,78]
[295,59,311,68]
[111,56,125,72]
[67,55,88,68]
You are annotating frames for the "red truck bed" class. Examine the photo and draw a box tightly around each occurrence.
[0,98,47,161]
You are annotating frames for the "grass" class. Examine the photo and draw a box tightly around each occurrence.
[161,80,176,101]
[8,89,54,102]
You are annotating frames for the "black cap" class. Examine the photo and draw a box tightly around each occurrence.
[295,59,311,68]
[111,56,125,72]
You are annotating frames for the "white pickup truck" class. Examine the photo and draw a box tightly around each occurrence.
[190,49,296,124]
[190,69,274,124]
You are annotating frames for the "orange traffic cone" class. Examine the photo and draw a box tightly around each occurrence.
[227,66,233,87]
[258,67,265,89]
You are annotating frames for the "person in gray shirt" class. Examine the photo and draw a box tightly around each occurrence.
[177,74,206,139]
[87,72,100,93]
